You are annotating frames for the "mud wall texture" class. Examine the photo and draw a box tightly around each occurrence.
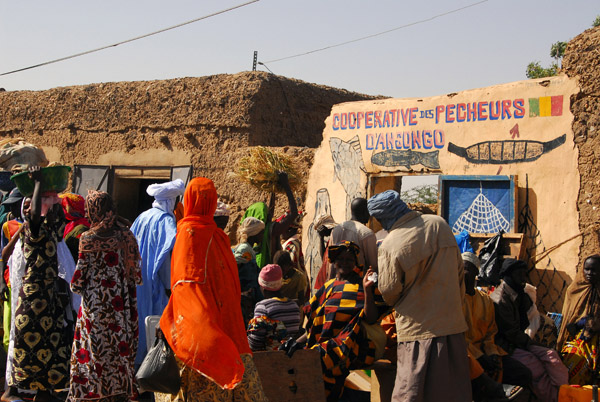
[563,26,600,272]
[0,71,376,238]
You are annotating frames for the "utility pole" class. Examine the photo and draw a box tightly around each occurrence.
[252,51,258,71]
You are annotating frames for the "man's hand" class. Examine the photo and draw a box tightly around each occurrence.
[277,171,290,189]
[279,337,305,358]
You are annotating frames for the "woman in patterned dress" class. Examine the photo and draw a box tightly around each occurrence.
[67,191,142,402]
[293,241,389,401]
[4,168,72,402]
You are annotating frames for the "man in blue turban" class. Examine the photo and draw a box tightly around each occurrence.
[131,178,186,366]
[367,190,471,402]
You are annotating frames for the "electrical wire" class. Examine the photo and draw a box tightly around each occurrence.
[261,0,490,64]
[0,0,259,77]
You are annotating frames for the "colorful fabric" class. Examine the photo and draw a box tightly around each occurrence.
[81,191,139,281]
[2,219,23,287]
[241,202,271,268]
[247,316,288,351]
[160,177,251,390]
[561,328,600,385]
[558,260,600,351]
[60,193,90,239]
[306,278,388,399]
[282,236,307,276]
[249,297,301,351]
[233,242,256,265]
[130,204,178,365]
[327,241,364,278]
[367,190,410,231]
[275,210,304,228]
[154,354,267,402]
[68,216,143,401]
[7,207,71,391]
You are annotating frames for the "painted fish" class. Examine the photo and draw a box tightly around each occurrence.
[371,149,440,170]
[448,134,566,164]
[329,136,367,219]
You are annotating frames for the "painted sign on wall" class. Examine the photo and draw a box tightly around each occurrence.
[304,75,581,292]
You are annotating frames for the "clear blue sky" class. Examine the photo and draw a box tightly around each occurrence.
[0,0,598,98]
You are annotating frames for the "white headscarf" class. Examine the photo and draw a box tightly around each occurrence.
[147,179,186,216]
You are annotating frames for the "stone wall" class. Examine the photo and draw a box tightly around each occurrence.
[563,26,600,270]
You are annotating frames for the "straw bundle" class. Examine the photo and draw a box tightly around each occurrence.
[236,147,300,193]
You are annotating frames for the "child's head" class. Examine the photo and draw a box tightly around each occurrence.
[273,250,294,275]
[259,264,283,298]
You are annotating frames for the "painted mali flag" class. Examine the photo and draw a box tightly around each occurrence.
[529,95,563,117]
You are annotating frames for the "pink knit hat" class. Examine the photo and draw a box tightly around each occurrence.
[258,264,283,291]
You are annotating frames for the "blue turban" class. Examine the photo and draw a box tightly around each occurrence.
[367,190,411,231]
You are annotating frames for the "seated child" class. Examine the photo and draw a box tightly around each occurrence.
[247,264,301,351]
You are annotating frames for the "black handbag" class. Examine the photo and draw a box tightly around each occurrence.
[136,329,181,394]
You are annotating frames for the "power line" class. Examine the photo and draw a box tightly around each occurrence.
[261,0,490,64]
[0,0,259,77]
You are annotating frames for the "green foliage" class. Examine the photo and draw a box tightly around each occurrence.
[593,15,600,27]
[526,40,565,79]
[550,41,567,61]
[526,61,559,79]
[401,184,438,204]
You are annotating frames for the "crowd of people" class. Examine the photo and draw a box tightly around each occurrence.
[0,168,598,402]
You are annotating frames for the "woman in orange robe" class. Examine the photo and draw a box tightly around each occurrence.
[157,177,267,402]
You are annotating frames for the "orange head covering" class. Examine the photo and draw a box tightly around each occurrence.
[160,177,249,389]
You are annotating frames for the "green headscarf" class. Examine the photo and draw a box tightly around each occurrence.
[241,202,271,268]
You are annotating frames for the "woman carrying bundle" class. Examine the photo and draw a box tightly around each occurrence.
[241,172,297,269]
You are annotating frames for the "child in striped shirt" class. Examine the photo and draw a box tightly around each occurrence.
[247,264,302,351]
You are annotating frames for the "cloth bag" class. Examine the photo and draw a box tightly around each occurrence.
[136,330,181,394]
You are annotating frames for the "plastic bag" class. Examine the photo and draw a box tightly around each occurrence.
[136,331,181,395]
[478,232,504,286]
[454,230,475,253]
